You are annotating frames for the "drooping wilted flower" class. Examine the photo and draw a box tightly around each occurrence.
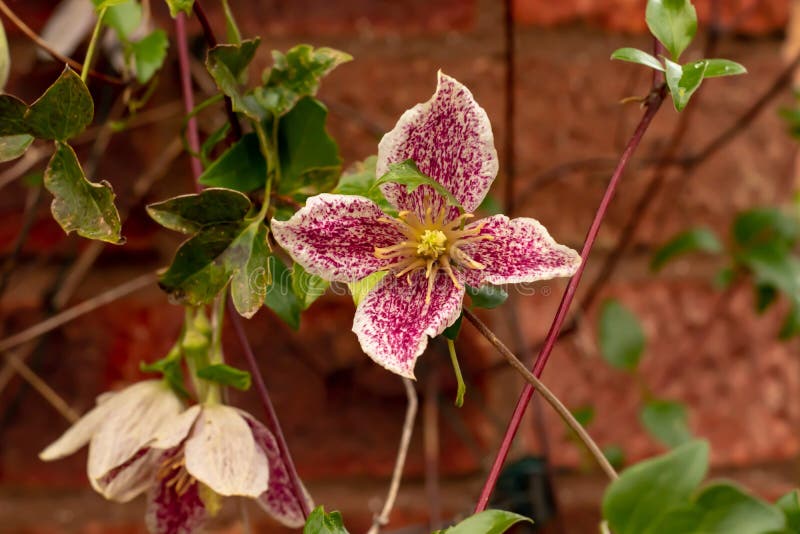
[272,72,581,378]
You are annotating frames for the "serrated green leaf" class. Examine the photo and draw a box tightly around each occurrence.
[0,15,9,92]
[254,44,351,117]
[44,141,123,243]
[105,0,141,39]
[776,490,800,531]
[647,482,786,534]
[703,59,747,78]
[165,0,194,17]
[645,0,697,60]
[602,440,709,534]
[611,47,664,71]
[230,220,270,318]
[347,271,387,307]
[466,284,508,309]
[304,506,349,534]
[292,262,329,310]
[373,159,462,211]
[333,156,393,213]
[435,510,531,534]
[0,95,30,136]
[26,67,94,141]
[278,97,342,200]
[665,58,706,112]
[0,134,33,163]
[640,399,692,448]
[198,133,266,193]
[146,188,251,234]
[651,227,723,271]
[264,255,302,329]
[196,363,251,390]
[206,39,264,120]
[131,29,168,84]
[598,299,645,371]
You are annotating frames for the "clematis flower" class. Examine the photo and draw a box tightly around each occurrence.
[272,72,581,378]
[145,403,311,532]
[39,379,184,502]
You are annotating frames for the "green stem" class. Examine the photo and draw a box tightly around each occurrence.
[254,120,277,220]
[81,7,107,84]
[446,339,465,407]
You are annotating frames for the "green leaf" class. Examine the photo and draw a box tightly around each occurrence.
[477,194,503,216]
[755,284,778,313]
[92,0,129,8]
[776,490,800,531]
[611,47,664,71]
[645,0,697,60]
[26,67,94,141]
[131,29,168,84]
[147,188,251,234]
[443,313,463,340]
[105,0,142,39]
[140,346,188,398]
[703,59,747,78]
[0,95,30,136]
[196,363,251,391]
[334,156,393,213]
[229,220,270,318]
[292,262,329,310]
[651,227,722,271]
[738,244,800,297]
[0,15,9,92]
[44,141,123,243]
[221,0,242,45]
[640,399,692,448]
[571,405,595,427]
[278,97,342,200]
[303,506,350,534]
[0,134,33,163]
[598,299,645,371]
[732,208,798,250]
[779,300,800,340]
[255,44,352,117]
[435,510,531,534]
[602,444,626,469]
[206,39,264,120]
[265,255,302,330]
[165,0,194,17]
[665,58,706,112]
[373,159,462,211]
[199,133,266,193]
[648,482,786,534]
[347,271,387,307]
[466,284,508,309]
[602,440,709,534]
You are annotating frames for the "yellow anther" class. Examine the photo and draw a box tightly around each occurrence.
[416,230,447,259]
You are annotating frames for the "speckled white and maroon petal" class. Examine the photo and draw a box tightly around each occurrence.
[145,448,207,534]
[271,194,406,282]
[377,71,498,219]
[460,216,581,286]
[353,270,464,378]
[239,412,313,528]
[92,446,161,503]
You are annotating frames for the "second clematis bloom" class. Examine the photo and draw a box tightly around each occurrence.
[272,72,581,378]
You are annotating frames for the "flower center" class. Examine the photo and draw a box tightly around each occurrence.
[374,205,493,304]
[417,229,447,259]
[157,452,196,497]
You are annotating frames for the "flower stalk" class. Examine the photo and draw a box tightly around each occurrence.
[81,6,107,84]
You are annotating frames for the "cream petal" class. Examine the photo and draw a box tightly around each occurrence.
[39,399,110,461]
[91,447,162,503]
[87,380,183,481]
[184,405,269,497]
[149,404,202,450]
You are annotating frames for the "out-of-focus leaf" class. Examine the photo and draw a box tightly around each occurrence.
[443,313,463,340]
[602,440,709,534]
[26,67,93,141]
[0,15,9,91]
[44,141,123,243]
[303,506,349,534]
[434,510,531,534]
[640,399,692,448]
[131,29,168,84]
[105,0,141,38]
[651,227,723,271]
[571,406,595,427]
[292,262,329,310]
[466,284,508,309]
[732,208,798,250]
[165,0,194,17]
[277,97,341,200]
[776,490,800,531]
[347,271,386,307]
[333,155,393,213]
[146,188,251,234]
[264,255,302,329]
[598,299,645,371]
[0,134,33,163]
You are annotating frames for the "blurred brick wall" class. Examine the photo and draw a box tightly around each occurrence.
[0,0,798,532]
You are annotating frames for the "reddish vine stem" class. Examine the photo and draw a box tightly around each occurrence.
[502,0,516,216]
[474,61,667,511]
[175,6,310,520]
